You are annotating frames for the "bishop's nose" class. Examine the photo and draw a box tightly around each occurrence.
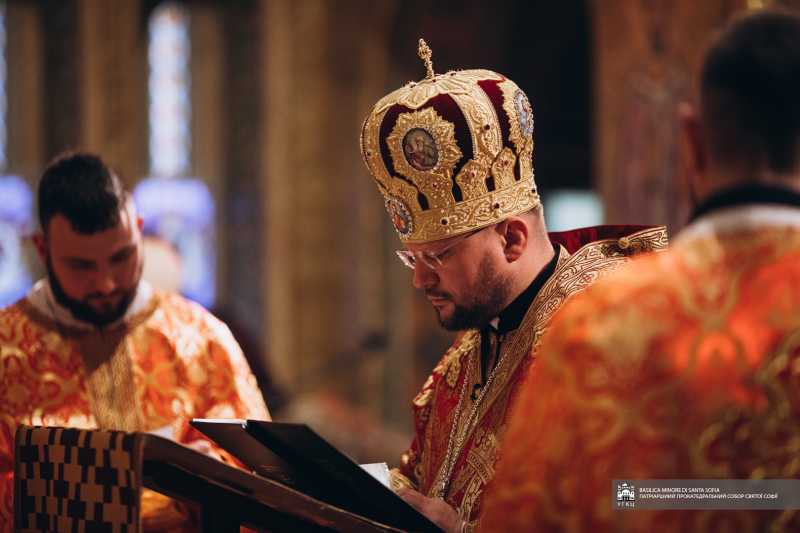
[412,259,439,290]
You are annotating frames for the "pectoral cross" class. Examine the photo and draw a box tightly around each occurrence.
[433,480,447,499]
[470,383,483,402]
[418,39,434,78]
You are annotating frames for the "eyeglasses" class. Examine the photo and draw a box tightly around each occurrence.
[396,225,491,270]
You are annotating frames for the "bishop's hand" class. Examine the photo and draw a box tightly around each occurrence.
[397,489,465,533]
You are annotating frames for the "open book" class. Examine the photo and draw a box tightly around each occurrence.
[190,419,444,533]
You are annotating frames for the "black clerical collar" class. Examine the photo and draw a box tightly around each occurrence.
[489,244,560,334]
[690,183,800,222]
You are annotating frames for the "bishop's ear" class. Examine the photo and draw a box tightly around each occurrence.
[498,217,530,263]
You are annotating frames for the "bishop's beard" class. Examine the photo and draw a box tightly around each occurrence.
[428,251,511,332]
[47,255,141,327]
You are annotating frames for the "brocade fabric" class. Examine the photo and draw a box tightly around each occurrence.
[393,226,668,531]
[483,204,800,532]
[0,287,269,532]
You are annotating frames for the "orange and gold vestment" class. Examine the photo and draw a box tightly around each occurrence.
[391,225,668,532]
[483,199,800,532]
[0,280,269,532]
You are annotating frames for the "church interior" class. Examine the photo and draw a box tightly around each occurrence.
[1,0,795,469]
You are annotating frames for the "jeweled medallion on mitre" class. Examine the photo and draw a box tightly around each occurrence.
[403,128,438,172]
[385,196,413,236]
[515,89,533,138]
[387,107,462,185]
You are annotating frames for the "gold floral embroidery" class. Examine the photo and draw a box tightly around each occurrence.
[413,375,436,408]
[426,226,669,523]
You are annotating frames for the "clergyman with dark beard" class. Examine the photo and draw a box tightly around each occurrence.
[360,43,670,533]
[0,152,270,532]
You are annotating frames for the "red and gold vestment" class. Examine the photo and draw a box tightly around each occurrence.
[484,200,800,532]
[0,280,269,532]
[391,225,667,532]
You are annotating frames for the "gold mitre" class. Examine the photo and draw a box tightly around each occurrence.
[360,39,539,244]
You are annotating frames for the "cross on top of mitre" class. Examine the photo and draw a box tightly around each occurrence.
[418,39,434,78]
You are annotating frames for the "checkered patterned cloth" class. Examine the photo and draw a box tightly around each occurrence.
[14,425,141,533]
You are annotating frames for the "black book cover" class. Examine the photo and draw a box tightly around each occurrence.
[188,419,317,494]
[190,419,444,533]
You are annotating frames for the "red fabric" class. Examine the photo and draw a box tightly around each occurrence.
[548,224,660,254]
[483,225,800,532]
[0,290,270,532]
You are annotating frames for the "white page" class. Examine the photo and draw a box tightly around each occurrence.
[359,462,392,489]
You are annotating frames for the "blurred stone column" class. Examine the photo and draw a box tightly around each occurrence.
[189,2,226,305]
[218,0,264,339]
[79,0,147,184]
[38,0,82,164]
[5,0,46,282]
[589,0,745,234]
[6,0,45,183]
[260,0,406,423]
[7,0,146,275]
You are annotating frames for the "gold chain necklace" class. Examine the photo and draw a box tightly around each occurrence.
[431,333,509,499]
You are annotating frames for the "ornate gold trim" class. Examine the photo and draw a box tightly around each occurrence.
[519,138,534,183]
[390,469,417,493]
[449,86,503,166]
[600,226,670,257]
[389,177,423,213]
[418,173,456,209]
[397,175,539,244]
[361,108,392,191]
[490,148,517,191]
[373,70,503,114]
[79,327,146,432]
[455,160,490,200]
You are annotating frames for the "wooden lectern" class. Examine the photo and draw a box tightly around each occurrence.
[14,425,423,533]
